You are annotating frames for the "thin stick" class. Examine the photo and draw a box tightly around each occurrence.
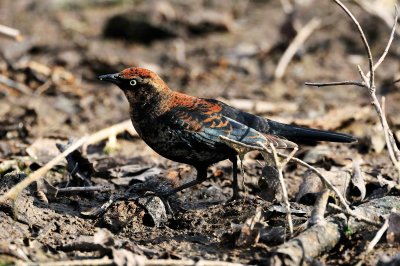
[305,81,365,88]
[82,119,137,152]
[356,65,368,85]
[0,24,23,41]
[381,97,400,175]
[262,142,297,235]
[0,74,31,94]
[333,0,374,88]
[56,186,111,195]
[371,6,398,74]
[275,17,322,79]
[366,218,389,252]
[328,203,381,226]
[0,136,88,204]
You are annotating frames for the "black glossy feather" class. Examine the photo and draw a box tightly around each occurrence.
[204,98,356,143]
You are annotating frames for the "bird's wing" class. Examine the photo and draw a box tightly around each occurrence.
[165,100,296,149]
[203,98,356,143]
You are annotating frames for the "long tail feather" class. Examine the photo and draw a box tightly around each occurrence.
[267,120,356,143]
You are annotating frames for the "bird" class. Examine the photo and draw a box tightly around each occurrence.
[98,67,356,200]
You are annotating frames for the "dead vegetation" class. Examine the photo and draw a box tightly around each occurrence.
[0,0,400,265]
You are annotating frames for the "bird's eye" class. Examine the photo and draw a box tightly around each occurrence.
[130,79,137,86]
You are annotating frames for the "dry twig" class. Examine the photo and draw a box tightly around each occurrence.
[56,186,111,195]
[82,119,137,153]
[275,17,322,79]
[328,203,381,226]
[262,142,298,235]
[0,24,23,41]
[305,1,400,180]
[0,74,31,94]
[366,218,389,252]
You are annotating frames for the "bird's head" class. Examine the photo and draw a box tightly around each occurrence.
[98,67,171,102]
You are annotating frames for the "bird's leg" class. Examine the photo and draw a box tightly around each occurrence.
[229,157,241,201]
[164,167,207,197]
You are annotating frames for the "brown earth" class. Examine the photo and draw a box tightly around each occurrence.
[0,0,399,265]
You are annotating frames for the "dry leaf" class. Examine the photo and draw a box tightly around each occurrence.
[137,196,167,227]
[350,161,366,202]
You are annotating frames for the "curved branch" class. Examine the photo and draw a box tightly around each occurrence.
[372,6,398,73]
[333,0,374,88]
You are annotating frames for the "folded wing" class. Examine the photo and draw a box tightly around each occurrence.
[166,100,296,150]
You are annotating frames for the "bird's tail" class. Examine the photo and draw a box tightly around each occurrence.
[267,120,356,143]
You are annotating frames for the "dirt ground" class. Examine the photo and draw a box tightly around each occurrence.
[0,0,400,265]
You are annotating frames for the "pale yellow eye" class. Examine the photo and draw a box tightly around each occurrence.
[130,80,137,86]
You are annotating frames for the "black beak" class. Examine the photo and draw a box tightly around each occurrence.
[97,73,120,84]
